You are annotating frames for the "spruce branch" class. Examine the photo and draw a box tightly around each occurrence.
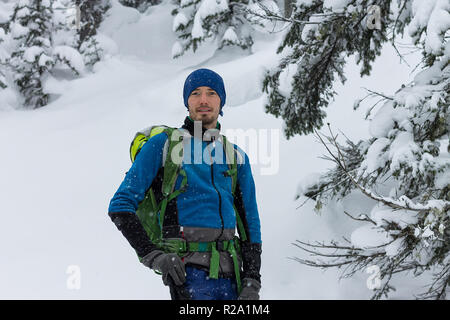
[416,264,450,300]
[343,210,377,226]
[313,125,449,213]
[361,87,394,101]
[243,2,342,27]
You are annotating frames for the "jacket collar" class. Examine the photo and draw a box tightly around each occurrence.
[181,116,221,140]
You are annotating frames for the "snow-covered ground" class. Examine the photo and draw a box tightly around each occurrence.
[0,1,423,299]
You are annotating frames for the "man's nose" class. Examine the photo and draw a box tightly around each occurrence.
[199,92,208,104]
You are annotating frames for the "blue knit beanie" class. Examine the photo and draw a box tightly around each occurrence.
[183,68,226,116]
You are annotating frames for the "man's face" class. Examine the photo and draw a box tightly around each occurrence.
[188,86,221,128]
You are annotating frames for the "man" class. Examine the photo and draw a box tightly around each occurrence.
[108,68,262,300]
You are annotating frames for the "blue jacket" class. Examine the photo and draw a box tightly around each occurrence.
[108,120,262,244]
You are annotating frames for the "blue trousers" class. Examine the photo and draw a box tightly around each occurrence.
[169,266,238,300]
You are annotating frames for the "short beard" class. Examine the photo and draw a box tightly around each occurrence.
[191,112,218,127]
[199,115,216,126]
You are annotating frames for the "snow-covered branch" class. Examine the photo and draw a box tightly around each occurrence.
[314,124,450,214]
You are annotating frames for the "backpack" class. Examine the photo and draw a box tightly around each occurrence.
[129,125,247,291]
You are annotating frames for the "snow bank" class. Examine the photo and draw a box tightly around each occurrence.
[101,0,141,34]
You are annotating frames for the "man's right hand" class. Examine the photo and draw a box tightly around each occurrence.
[142,250,186,286]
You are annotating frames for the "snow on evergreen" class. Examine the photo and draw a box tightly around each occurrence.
[171,0,275,58]
[119,0,160,11]
[53,45,85,74]
[75,0,111,67]
[409,0,450,55]
[0,0,115,108]
[8,0,57,108]
[172,10,188,31]
[294,0,449,299]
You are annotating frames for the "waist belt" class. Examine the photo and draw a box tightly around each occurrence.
[161,238,242,293]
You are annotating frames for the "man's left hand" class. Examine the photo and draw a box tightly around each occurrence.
[238,278,261,300]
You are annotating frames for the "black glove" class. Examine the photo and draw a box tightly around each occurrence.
[238,277,261,300]
[240,241,262,281]
[142,250,186,286]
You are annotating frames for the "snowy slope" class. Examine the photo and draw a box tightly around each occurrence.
[0,0,423,299]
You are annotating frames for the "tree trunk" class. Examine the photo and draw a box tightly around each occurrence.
[284,0,293,18]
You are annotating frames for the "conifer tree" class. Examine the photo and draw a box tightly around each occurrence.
[0,68,6,90]
[119,0,160,11]
[8,0,84,108]
[75,0,111,67]
[0,28,7,89]
[291,0,449,299]
[171,0,262,58]
[262,0,392,138]
[8,0,57,107]
[119,0,143,8]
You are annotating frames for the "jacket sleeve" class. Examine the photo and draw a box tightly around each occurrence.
[108,133,168,258]
[108,132,167,214]
[235,147,262,282]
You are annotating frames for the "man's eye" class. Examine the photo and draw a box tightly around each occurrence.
[191,92,200,96]
[207,91,216,95]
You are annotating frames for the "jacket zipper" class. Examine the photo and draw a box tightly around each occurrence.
[210,138,224,240]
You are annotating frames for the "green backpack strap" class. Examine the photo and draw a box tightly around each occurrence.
[158,128,187,238]
[222,135,237,194]
[222,135,247,242]
[186,239,242,293]
[161,128,183,196]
